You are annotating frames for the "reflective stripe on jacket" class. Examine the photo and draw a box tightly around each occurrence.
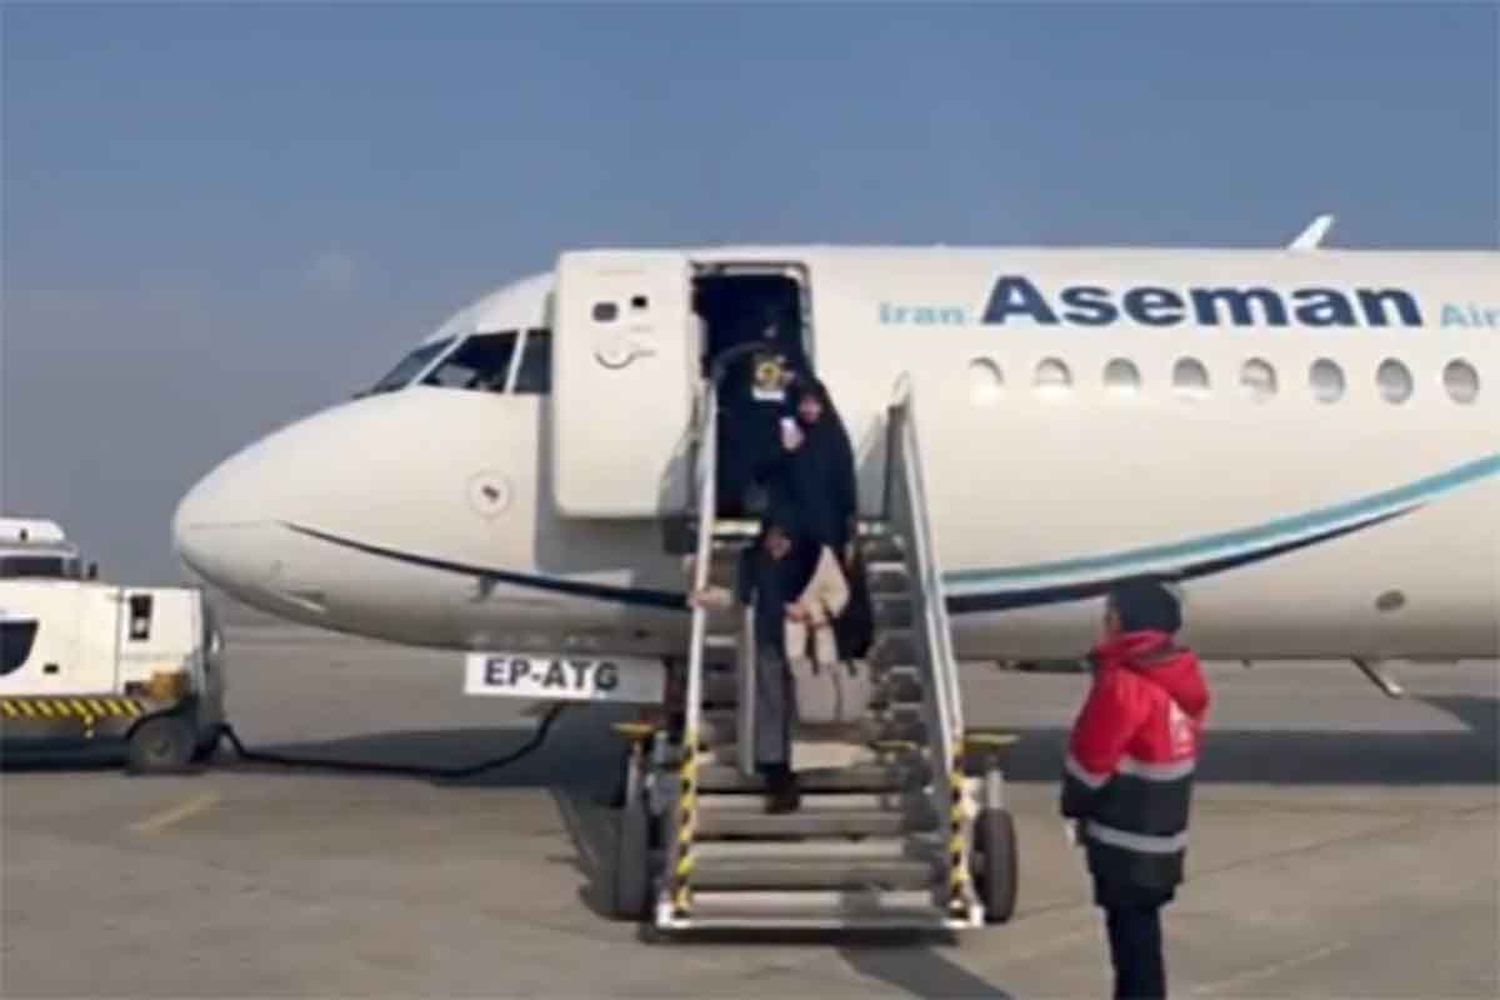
[1061,630,1210,891]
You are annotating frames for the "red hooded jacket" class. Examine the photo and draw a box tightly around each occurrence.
[1061,630,1210,894]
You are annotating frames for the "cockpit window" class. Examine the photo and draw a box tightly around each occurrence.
[421,331,519,392]
[368,338,452,395]
[513,329,552,395]
[1,619,39,675]
[0,555,77,579]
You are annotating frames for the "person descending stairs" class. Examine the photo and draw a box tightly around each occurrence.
[608,378,1020,931]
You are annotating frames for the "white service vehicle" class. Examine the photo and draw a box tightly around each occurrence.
[0,518,225,772]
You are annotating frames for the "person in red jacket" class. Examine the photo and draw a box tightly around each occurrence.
[1062,578,1210,1000]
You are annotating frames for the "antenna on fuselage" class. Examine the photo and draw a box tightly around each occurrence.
[1288,214,1335,251]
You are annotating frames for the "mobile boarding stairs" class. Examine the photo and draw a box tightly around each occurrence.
[610,379,1019,933]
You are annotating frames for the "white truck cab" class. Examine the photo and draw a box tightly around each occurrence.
[0,518,225,772]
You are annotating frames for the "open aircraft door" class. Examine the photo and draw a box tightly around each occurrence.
[552,250,696,517]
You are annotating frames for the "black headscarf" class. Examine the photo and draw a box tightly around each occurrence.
[788,376,840,427]
[1109,578,1183,634]
[737,519,820,650]
[775,377,858,551]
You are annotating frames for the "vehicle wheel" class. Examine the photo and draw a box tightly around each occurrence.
[126,715,195,775]
[601,743,631,808]
[612,781,653,920]
[974,807,1018,924]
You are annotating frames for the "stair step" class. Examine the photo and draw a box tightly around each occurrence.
[873,598,914,628]
[879,674,924,704]
[698,711,924,747]
[694,835,941,862]
[696,668,925,709]
[870,631,915,664]
[697,808,933,839]
[679,889,942,924]
[701,673,740,707]
[868,573,911,596]
[702,608,741,633]
[691,857,938,891]
[685,552,740,584]
[860,536,907,562]
[704,741,928,767]
[697,762,925,793]
[699,791,925,814]
[711,520,761,544]
[876,663,921,685]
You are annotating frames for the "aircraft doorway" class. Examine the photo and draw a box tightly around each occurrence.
[693,269,811,519]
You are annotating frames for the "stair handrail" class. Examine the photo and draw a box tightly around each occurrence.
[685,379,719,746]
[889,379,966,744]
[662,377,718,922]
[885,377,976,918]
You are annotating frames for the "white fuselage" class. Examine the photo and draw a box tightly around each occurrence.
[173,246,1499,661]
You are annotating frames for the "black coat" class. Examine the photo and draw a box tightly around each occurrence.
[775,414,857,552]
[833,551,875,660]
[736,538,819,651]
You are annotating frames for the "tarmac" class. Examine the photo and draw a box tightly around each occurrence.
[3,622,1496,998]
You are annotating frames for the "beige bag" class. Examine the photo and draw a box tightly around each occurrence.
[786,547,869,726]
[790,655,873,727]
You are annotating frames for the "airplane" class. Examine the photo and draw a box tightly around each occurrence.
[172,219,1499,700]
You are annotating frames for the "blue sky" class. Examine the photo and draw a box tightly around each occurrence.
[3,2,1497,579]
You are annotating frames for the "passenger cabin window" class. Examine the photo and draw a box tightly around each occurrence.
[966,358,1004,406]
[1443,359,1479,404]
[1377,359,1413,404]
[1033,358,1072,397]
[513,328,552,395]
[422,332,518,392]
[1103,358,1141,395]
[1240,359,1278,402]
[1310,359,1345,403]
[1,619,39,676]
[1172,358,1210,399]
[368,338,452,395]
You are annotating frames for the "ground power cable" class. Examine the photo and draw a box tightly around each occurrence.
[206,704,567,780]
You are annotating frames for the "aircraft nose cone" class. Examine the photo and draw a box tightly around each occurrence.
[172,471,218,574]
[172,454,276,594]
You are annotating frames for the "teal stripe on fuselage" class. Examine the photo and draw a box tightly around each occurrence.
[944,453,1500,594]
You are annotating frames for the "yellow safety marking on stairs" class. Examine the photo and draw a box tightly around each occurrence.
[129,791,222,835]
[947,742,973,916]
[670,727,700,916]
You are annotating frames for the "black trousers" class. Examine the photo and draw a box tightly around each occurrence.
[1104,902,1166,1000]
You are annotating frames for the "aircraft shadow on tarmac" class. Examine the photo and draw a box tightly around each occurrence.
[222,691,1499,786]
[997,694,1497,786]
[3,694,1493,787]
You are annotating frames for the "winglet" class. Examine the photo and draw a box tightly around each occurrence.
[1288,214,1335,251]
